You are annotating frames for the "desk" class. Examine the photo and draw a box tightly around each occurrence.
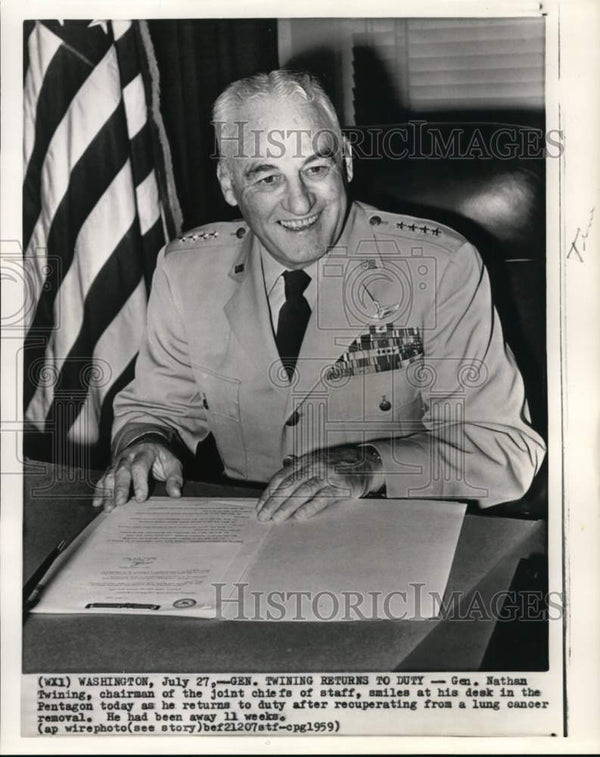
[23,462,546,672]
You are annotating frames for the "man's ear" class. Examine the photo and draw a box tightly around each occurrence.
[342,136,353,184]
[217,160,239,207]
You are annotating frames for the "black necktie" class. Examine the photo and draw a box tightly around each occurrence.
[275,270,311,380]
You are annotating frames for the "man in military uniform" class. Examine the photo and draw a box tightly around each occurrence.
[93,70,545,520]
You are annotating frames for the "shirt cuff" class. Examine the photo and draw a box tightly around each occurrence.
[361,444,386,497]
[112,423,177,458]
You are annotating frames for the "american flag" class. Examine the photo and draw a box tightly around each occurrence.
[23,20,166,460]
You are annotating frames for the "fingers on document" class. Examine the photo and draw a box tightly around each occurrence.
[92,446,184,512]
[157,451,183,498]
[131,457,152,502]
[92,471,113,509]
[260,477,323,522]
[292,487,341,520]
[92,469,123,512]
[92,449,153,511]
[256,467,289,513]
[257,457,340,521]
[165,475,183,498]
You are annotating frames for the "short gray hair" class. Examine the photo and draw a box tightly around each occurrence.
[212,69,342,160]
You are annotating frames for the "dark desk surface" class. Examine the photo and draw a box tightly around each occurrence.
[23,462,545,673]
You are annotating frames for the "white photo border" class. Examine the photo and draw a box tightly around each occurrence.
[2,0,599,753]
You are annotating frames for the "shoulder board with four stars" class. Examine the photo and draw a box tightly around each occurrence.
[366,208,467,253]
[165,220,249,254]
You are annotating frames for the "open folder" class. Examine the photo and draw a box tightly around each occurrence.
[31,497,466,621]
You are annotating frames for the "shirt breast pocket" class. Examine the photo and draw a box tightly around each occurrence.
[195,367,248,478]
[324,367,424,435]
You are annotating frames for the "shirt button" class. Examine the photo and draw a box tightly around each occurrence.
[370,215,382,226]
[285,410,301,426]
[236,227,246,239]
[379,396,392,412]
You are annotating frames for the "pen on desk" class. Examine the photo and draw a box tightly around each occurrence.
[85,602,161,610]
[23,539,67,605]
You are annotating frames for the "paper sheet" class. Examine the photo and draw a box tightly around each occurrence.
[31,497,465,621]
[32,498,271,617]
[223,498,467,621]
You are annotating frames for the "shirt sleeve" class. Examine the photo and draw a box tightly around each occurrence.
[111,247,209,457]
[368,241,546,507]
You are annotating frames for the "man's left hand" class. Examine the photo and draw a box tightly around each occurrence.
[256,445,384,522]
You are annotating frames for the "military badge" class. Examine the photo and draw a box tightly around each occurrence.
[327,324,423,379]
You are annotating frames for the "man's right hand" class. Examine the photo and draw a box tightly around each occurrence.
[92,441,184,512]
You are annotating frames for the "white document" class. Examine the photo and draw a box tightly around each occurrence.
[224,498,467,621]
[32,498,271,617]
[32,497,466,621]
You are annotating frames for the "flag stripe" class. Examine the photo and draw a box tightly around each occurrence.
[139,217,166,292]
[129,121,155,186]
[43,217,146,433]
[112,20,133,43]
[24,24,109,173]
[122,74,148,139]
[25,159,139,421]
[136,170,161,235]
[24,45,122,277]
[33,101,129,310]
[24,102,130,408]
[23,40,90,249]
[39,21,114,66]
[96,355,137,452]
[23,23,62,170]
[23,25,113,248]
[114,23,140,87]
[24,20,166,450]
[23,21,36,81]
[68,279,146,445]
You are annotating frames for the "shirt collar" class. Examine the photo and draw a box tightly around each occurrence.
[261,248,319,297]
[261,248,287,297]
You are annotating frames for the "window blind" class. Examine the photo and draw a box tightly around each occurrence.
[352,17,544,116]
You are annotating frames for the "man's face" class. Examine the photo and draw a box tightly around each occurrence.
[217,96,353,269]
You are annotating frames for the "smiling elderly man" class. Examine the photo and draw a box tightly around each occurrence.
[94,69,546,520]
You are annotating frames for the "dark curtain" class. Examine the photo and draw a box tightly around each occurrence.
[148,19,279,232]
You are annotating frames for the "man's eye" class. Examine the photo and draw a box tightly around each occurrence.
[305,164,330,178]
[257,174,282,186]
